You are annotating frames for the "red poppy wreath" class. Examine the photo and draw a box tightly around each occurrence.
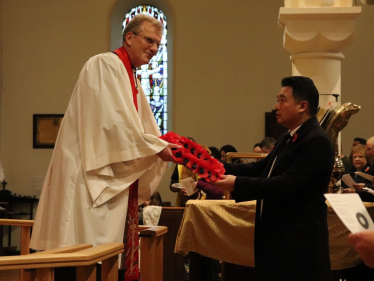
[160,132,225,182]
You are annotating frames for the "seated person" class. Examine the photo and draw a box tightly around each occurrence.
[220,144,240,163]
[170,163,198,207]
[253,142,263,162]
[259,137,276,153]
[353,137,367,147]
[253,143,262,153]
[340,147,351,174]
[149,191,163,206]
[209,146,221,160]
[183,179,224,200]
[138,191,163,225]
[341,137,366,173]
[342,145,374,202]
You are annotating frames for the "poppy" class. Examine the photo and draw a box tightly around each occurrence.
[159,132,226,182]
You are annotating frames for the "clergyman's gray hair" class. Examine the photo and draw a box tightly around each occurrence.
[123,14,163,41]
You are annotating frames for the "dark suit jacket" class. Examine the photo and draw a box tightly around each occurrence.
[224,116,335,281]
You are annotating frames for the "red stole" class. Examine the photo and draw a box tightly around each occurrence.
[113,46,139,281]
[113,46,138,110]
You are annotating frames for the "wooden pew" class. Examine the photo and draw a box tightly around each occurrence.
[158,207,185,281]
[0,219,167,281]
[0,243,123,281]
[0,219,34,256]
[138,225,168,281]
[0,219,35,280]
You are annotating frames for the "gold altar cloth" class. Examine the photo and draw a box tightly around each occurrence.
[175,200,374,270]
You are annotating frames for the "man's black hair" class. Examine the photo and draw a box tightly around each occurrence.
[281,76,319,116]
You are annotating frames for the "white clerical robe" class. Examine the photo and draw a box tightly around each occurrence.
[30,52,168,250]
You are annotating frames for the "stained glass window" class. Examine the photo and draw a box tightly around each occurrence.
[123,5,168,135]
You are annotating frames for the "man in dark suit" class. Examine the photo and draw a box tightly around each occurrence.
[215,76,335,281]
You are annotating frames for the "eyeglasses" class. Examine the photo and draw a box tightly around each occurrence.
[367,146,374,152]
[132,32,162,49]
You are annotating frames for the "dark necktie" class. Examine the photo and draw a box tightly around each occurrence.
[270,133,292,174]
[277,133,292,154]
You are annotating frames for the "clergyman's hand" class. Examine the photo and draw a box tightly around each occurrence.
[213,175,236,192]
[157,143,181,162]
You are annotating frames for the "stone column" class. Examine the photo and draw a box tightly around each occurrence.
[278,0,361,153]
[278,0,361,109]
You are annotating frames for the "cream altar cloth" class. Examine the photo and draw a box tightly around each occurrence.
[175,200,374,270]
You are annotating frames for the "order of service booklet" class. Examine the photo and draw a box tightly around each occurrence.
[325,193,374,233]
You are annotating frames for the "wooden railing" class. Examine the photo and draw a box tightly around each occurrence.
[226,152,267,163]
[0,219,167,281]
[0,242,123,281]
[0,219,34,255]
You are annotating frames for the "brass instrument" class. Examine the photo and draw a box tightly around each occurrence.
[320,102,361,193]
[322,102,361,153]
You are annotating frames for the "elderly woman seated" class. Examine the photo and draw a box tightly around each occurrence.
[342,144,374,202]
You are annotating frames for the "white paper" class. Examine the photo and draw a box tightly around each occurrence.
[180,177,196,196]
[363,187,374,195]
[171,183,184,189]
[355,172,374,182]
[342,174,355,189]
[325,193,374,233]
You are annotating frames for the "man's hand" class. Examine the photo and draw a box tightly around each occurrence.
[348,230,374,268]
[157,143,181,162]
[353,183,365,192]
[214,175,236,192]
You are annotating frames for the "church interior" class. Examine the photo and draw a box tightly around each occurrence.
[1,0,374,280]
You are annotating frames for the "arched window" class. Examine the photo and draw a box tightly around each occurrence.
[123,5,168,135]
